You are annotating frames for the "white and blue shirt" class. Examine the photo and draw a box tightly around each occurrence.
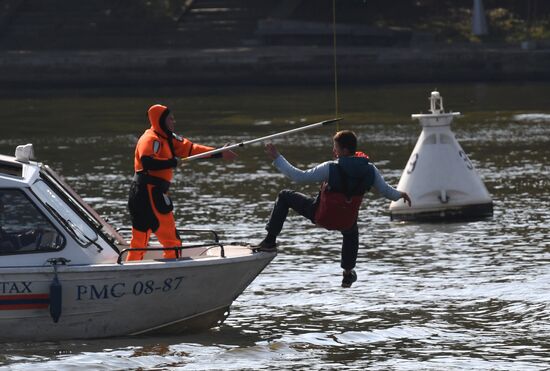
[273,155,402,201]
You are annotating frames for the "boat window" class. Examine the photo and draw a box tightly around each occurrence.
[0,160,23,177]
[31,180,98,247]
[0,189,65,255]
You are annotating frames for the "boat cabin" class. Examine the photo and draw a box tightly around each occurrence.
[0,145,126,267]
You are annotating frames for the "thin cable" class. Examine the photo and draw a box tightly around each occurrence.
[332,0,339,132]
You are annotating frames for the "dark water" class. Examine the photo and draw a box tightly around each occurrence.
[0,83,549,370]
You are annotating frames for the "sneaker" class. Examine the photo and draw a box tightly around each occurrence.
[341,270,357,288]
[255,240,278,252]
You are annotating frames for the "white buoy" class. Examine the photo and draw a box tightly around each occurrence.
[389,91,493,221]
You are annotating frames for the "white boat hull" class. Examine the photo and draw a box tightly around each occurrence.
[0,246,274,341]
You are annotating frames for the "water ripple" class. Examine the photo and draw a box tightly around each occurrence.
[1,90,549,370]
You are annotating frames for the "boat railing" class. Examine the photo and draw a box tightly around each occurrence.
[178,228,220,243]
[115,227,225,264]
[115,227,220,243]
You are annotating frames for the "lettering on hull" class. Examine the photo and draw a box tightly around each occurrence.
[76,276,185,301]
[0,281,33,294]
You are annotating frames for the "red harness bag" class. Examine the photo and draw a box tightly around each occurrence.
[314,182,363,231]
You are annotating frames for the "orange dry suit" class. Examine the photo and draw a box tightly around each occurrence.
[126,104,216,261]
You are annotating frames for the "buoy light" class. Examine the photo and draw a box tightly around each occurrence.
[429,91,444,114]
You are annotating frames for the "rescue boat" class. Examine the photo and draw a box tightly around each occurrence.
[0,144,275,341]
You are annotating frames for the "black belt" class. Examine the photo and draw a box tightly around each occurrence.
[133,172,170,192]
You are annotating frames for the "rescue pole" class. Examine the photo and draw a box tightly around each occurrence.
[182,118,342,162]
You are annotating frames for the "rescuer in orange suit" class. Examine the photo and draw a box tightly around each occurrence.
[127,104,237,261]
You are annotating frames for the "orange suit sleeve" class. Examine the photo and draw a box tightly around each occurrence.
[173,137,214,159]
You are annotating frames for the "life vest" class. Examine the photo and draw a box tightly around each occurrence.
[355,151,369,159]
[314,156,375,231]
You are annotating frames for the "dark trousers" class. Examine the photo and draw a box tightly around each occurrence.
[265,189,360,270]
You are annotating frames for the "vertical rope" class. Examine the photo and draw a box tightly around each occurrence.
[332,0,339,132]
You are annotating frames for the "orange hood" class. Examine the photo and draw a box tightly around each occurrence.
[147,104,171,136]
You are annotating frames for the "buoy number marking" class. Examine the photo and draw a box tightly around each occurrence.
[459,150,474,170]
[407,153,419,174]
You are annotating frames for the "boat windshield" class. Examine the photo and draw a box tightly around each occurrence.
[0,189,65,254]
[32,180,98,247]
[39,165,126,248]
